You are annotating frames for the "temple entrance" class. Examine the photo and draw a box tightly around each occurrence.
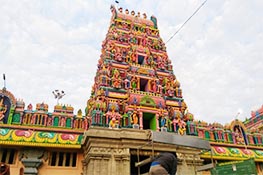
[130,150,151,175]
[143,113,156,130]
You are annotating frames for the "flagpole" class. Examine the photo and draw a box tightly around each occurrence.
[115,0,119,9]
[3,74,6,89]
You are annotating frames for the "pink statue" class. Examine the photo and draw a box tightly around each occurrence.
[172,114,186,135]
[27,104,33,111]
[178,119,186,135]
[234,127,244,144]
[83,116,91,130]
[31,114,36,125]
[60,117,66,127]
[107,107,122,128]
[151,80,157,93]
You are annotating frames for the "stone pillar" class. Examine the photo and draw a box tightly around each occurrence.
[20,149,45,175]
[83,147,130,175]
[139,111,143,129]
[82,160,87,175]
[114,154,130,175]
[155,113,160,131]
[21,159,42,175]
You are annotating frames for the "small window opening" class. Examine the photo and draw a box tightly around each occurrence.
[140,78,148,92]
[138,55,144,65]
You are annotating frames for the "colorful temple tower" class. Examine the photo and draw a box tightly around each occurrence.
[2,4,263,175]
[82,5,263,175]
[82,6,208,175]
[86,5,190,134]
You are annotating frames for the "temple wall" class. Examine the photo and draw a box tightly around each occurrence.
[9,156,24,175]
[84,147,130,175]
[82,127,205,175]
[38,153,83,175]
[4,149,83,175]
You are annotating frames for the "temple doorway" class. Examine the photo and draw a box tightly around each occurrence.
[130,152,151,175]
[143,113,156,130]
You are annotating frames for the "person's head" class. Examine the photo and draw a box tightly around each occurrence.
[171,152,178,173]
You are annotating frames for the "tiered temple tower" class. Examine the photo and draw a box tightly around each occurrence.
[2,5,263,175]
[82,6,204,175]
[86,5,193,134]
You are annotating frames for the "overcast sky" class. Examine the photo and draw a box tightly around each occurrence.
[0,0,263,124]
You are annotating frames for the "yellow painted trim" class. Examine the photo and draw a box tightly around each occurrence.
[156,71,170,77]
[111,63,129,69]
[0,141,81,149]
[114,41,130,47]
[200,155,263,162]
[0,124,84,133]
[166,101,179,106]
[210,142,263,150]
[108,92,128,99]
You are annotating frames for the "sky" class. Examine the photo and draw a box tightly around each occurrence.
[0,0,263,124]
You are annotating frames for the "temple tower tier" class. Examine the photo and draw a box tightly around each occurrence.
[86,5,193,134]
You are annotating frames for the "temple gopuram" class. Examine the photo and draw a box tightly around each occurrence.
[1,5,263,175]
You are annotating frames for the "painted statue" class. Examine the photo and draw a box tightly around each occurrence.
[0,98,7,122]
[112,69,122,88]
[106,105,122,128]
[131,110,139,125]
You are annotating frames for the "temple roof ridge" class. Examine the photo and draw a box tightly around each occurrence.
[110,5,157,28]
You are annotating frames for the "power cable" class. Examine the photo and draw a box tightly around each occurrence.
[165,0,208,44]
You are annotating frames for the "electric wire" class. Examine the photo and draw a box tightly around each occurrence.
[165,0,208,44]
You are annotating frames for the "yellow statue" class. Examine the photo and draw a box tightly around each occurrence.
[131,111,138,124]
[0,98,7,121]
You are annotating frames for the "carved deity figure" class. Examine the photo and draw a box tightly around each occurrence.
[27,104,33,111]
[115,48,123,62]
[234,127,244,144]
[83,116,91,130]
[109,117,118,128]
[160,115,166,128]
[157,55,165,69]
[178,119,186,135]
[107,106,122,128]
[166,82,174,96]
[131,76,138,90]
[158,109,166,129]
[150,80,157,93]
[100,66,110,86]
[112,69,122,88]
[0,98,7,122]
[172,114,186,135]
[95,110,102,124]
[59,117,66,127]
[131,111,139,125]
[31,114,36,125]
[47,117,52,126]
[156,81,162,95]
